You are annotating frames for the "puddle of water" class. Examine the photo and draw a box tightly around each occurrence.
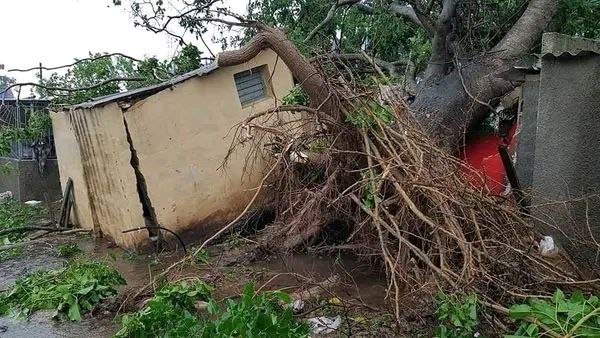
[0,235,388,337]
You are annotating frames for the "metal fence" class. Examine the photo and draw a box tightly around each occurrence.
[0,99,56,160]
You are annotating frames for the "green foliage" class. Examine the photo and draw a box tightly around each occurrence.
[0,260,126,321]
[282,85,309,106]
[116,282,309,338]
[39,45,204,106]
[200,283,309,337]
[346,101,395,129]
[193,249,210,265]
[435,292,479,338]
[507,289,600,337]
[56,243,83,258]
[0,199,47,243]
[116,281,213,338]
[552,0,600,39]
[0,199,47,261]
[0,109,52,157]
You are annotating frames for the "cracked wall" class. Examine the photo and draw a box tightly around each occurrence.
[51,104,148,249]
[52,49,293,249]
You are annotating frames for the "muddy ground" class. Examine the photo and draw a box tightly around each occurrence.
[0,231,436,337]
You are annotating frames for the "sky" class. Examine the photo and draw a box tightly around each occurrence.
[0,0,247,84]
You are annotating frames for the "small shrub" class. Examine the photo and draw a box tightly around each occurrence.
[57,243,83,258]
[116,281,213,338]
[116,282,309,338]
[435,292,479,338]
[0,199,47,242]
[200,283,309,337]
[0,260,125,321]
[508,289,600,337]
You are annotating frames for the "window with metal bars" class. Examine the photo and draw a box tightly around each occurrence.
[234,66,268,106]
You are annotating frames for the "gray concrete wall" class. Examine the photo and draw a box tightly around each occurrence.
[0,158,61,203]
[0,158,20,199]
[531,53,600,275]
[17,160,62,203]
[516,74,540,192]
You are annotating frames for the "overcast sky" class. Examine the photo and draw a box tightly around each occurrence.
[0,0,246,84]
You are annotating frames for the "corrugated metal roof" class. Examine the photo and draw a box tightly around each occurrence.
[541,33,600,58]
[71,62,219,110]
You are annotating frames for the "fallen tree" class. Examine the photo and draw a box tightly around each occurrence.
[110,0,600,328]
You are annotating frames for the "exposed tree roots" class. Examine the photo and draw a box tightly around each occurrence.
[226,63,600,325]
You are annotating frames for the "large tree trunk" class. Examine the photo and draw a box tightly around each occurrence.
[217,0,558,151]
[411,57,515,150]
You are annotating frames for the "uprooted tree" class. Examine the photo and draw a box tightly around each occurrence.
[111,0,600,325]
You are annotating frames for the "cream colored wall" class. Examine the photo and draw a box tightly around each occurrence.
[124,48,293,238]
[52,105,148,249]
[51,110,95,232]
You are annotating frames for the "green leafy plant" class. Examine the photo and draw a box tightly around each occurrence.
[346,101,395,129]
[435,292,479,338]
[116,282,309,338]
[200,283,309,337]
[116,281,213,337]
[0,199,47,262]
[507,289,600,337]
[56,243,83,258]
[0,260,125,321]
[282,85,309,106]
[193,249,210,265]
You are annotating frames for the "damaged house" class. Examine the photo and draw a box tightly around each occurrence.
[51,48,293,250]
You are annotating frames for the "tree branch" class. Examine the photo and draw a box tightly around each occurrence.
[310,52,409,78]
[493,0,559,56]
[1,77,146,96]
[7,53,143,73]
[423,0,458,79]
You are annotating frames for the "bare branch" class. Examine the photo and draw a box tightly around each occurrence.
[304,0,364,43]
[493,0,559,56]
[0,77,146,96]
[8,53,143,73]
[310,52,409,78]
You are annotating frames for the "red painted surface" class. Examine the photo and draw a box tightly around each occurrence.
[460,124,517,195]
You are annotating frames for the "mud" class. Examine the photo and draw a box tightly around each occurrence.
[0,233,391,338]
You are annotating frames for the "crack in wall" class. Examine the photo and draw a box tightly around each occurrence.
[119,106,160,243]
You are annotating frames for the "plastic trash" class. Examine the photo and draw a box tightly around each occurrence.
[539,236,558,256]
[24,200,42,207]
[307,315,342,335]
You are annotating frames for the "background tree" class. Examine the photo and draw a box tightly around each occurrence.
[115,0,600,149]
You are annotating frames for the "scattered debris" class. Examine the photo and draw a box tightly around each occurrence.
[308,315,342,335]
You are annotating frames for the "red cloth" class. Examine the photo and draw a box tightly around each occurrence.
[460,124,517,195]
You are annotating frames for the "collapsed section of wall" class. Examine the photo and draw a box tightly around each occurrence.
[52,105,148,249]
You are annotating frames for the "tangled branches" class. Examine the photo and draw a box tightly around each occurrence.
[227,61,599,325]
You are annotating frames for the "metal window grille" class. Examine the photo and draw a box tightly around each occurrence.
[234,67,267,106]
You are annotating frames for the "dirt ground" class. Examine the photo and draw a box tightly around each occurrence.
[0,231,436,337]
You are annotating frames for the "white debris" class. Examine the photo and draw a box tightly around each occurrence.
[291,299,305,313]
[24,200,42,207]
[0,191,13,201]
[539,236,558,257]
[307,315,342,335]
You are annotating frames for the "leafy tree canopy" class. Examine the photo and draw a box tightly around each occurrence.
[38,44,204,105]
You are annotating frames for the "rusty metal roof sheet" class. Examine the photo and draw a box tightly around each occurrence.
[70,62,219,110]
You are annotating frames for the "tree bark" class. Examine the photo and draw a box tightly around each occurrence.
[218,24,337,112]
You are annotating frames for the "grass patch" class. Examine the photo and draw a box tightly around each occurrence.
[435,292,479,338]
[56,243,83,258]
[0,199,47,262]
[116,282,309,338]
[0,260,125,321]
